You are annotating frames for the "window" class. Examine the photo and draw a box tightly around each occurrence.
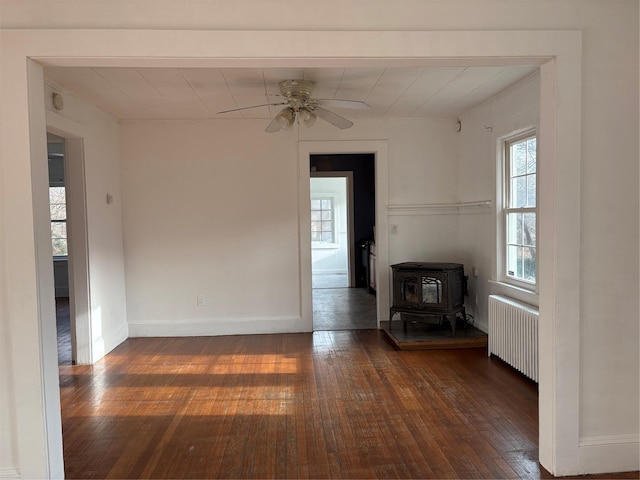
[49,186,68,256]
[310,197,335,243]
[503,132,537,286]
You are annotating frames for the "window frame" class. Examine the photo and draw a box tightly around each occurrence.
[310,195,338,248]
[499,129,538,291]
[49,185,68,258]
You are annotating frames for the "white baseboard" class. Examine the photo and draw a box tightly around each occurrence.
[473,320,488,334]
[104,322,129,350]
[0,467,20,479]
[578,435,639,474]
[92,322,129,362]
[128,316,310,337]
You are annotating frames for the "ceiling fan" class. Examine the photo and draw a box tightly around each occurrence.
[217,79,369,133]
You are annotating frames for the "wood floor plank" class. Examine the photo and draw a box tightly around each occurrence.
[58,331,638,479]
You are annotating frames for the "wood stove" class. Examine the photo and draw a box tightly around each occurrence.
[389,262,466,336]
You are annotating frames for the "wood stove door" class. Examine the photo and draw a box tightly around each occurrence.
[419,272,447,309]
[393,272,423,309]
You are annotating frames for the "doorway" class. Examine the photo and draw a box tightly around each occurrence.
[310,154,377,331]
[310,173,353,289]
[46,128,92,366]
[47,134,73,364]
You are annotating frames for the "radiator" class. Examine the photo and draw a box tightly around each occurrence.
[488,295,539,382]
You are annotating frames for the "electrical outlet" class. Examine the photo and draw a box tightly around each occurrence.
[196,295,206,307]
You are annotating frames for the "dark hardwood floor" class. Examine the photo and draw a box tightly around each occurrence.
[312,287,377,330]
[57,330,638,479]
[56,297,72,365]
[55,297,638,479]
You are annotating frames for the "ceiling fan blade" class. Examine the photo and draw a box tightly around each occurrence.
[217,102,286,114]
[265,116,283,133]
[314,107,354,129]
[317,99,370,110]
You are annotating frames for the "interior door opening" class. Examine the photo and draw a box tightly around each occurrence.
[47,128,92,366]
[310,154,377,331]
[310,174,353,288]
[47,133,75,365]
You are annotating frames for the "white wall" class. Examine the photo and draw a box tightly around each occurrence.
[121,120,302,335]
[459,42,639,456]
[458,75,540,331]
[121,118,459,336]
[45,83,129,362]
[301,119,461,266]
[0,279,16,478]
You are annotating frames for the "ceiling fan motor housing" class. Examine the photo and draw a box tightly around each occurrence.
[279,79,316,111]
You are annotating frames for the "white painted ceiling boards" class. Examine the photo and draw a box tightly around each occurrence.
[44,66,539,122]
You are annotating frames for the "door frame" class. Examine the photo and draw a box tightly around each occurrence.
[310,171,356,288]
[3,28,587,477]
[299,140,389,331]
[46,125,92,365]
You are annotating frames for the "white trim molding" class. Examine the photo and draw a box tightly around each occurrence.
[578,435,640,474]
[0,468,21,479]
[388,200,491,216]
[298,139,390,329]
[128,316,306,337]
[579,434,640,447]
[1,27,588,478]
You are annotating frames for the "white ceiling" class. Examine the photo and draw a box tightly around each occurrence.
[44,66,538,122]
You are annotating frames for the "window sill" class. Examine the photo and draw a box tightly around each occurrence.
[488,279,539,307]
[311,243,339,250]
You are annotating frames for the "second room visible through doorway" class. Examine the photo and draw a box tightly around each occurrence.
[310,154,377,331]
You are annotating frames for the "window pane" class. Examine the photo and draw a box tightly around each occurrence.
[52,238,68,256]
[51,222,67,238]
[50,203,66,221]
[507,245,519,278]
[311,197,335,243]
[49,187,67,221]
[526,174,536,207]
[51,222,68,256]
[524,246,536,282]
[49,186,66,204]
[511,176,527,207]
[526,138,537,174]
[49,187,68,257]
[506,213,521,244]
[511,142,527,176]
[523,213,536,246]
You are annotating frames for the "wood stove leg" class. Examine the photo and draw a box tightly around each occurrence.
[445,314,456,337]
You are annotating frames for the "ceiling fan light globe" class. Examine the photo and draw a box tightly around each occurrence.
[300,109,317,128]
[275,107,295,129]
[282,119,294,131]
